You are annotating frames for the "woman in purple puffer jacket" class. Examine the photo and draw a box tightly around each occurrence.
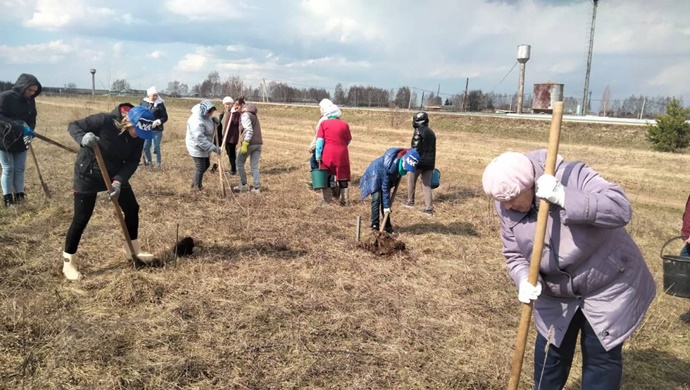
[482,149,655,390]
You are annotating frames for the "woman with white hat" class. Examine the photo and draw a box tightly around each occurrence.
[217,96,240,174]
[139,86,168,168]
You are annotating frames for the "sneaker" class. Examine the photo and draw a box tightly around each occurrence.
[250,188,261,194]
[384,227,397,235]
[233,184,249,192]
[422,209,433,217]
[401,200,415,208]
[370,224,380,231]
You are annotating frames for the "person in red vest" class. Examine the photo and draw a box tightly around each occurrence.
[315,101,352,205]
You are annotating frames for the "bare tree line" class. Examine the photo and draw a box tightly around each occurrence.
[1,74,683,119]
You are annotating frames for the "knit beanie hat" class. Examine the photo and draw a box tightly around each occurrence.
[147,86,158,96]
[482,152,534,201]
[222,96,234,104]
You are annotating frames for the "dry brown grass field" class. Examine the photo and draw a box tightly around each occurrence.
[1,95,690,389]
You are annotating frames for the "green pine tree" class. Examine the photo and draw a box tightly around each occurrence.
[646,98,690,152]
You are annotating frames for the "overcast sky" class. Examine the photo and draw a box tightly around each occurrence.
[1,0,688,102]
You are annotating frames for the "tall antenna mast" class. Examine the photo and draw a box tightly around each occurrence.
[581,0,599,116]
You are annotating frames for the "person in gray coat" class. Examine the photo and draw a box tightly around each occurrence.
[482,149,655,390]
[185,100,219,191]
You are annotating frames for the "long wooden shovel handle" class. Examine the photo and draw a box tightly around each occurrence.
[379,177,401,232]
[33,133,78,154]
[508,101,564,390]
[93,144,138,266]
[28,143,51,199]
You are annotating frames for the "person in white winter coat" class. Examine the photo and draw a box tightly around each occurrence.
[185,100,219,190]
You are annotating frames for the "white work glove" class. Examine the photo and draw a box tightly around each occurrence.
[383,208,391,215]
[152,119,162,128]
[535,174,565,207]
[81,132,99,148]
[518,278,542,304]
[108,180,121,201]
[210,145,221,155]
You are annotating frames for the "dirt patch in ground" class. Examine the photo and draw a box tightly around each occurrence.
[360,231,406,256]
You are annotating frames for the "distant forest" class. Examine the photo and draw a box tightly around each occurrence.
[1,74,684,119]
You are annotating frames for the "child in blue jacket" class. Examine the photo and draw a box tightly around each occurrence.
[360,148,419,233]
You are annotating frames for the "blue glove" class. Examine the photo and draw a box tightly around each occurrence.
[108,181,121,201]
[22,123,35,137]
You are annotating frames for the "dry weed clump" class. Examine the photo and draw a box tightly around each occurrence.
[0,96,689,389]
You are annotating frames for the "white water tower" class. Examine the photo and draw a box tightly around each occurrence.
[516,44,530,114]
[89,69,96,95]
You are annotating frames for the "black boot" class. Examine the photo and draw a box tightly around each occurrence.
[14,192,25,204]
[3,194,14,207]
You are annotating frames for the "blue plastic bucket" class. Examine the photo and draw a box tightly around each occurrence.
[431,169,441,189]
[311,169,330,190]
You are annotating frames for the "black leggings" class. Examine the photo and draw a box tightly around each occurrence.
[226,143,237,172]
[64,188,140,254]
[192,157,210,190]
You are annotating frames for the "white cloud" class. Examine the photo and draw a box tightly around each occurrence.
[25,0,115,30]
[147,50,166,59]
[176,53,209,72]
[648,61,690,97]
[0,40,75,64]
[165,0,241,21]
[226,45,244,52]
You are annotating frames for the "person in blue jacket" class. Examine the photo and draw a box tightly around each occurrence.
[360,148,419,233]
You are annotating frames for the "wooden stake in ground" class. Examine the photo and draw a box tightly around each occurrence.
[93,144,141,268]
[28,143,51,199]
[33,132,78,154]
[507,101,564,390]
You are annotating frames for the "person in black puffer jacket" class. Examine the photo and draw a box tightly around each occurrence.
[0,73,41,206]
[61,104,156,281]
[402,112,436,215]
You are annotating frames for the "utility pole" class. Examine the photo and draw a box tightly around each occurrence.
[462,78,469,112]
[582,0,599,116]
[419,91,425,110]
[437,84,440,104]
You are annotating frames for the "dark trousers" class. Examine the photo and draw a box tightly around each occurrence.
[191,157,210,190]
[64,188,139,254]
[226,143,237,173]
[370,190,392,230]
[534,309,623,390]
[680,243,690,257]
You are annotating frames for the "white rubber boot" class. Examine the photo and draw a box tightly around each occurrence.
[124,239,155,261]
[62,252,82,281]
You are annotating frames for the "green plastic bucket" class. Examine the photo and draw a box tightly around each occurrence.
[311,169,329,190]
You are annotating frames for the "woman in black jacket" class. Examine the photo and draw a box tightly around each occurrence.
[61,104,155,280]
[0,73,41,206]
[402,112,436,215]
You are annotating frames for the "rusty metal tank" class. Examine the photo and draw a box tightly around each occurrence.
[532,82,564,113]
